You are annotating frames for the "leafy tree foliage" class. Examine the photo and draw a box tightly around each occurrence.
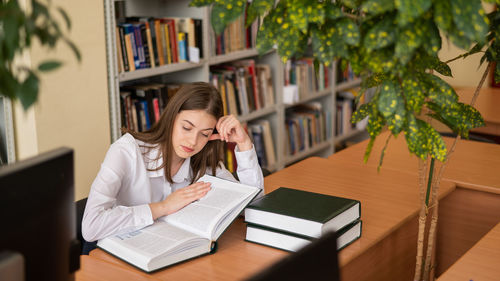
[191,0,500,163]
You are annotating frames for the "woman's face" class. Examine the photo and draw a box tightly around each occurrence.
[171,110,217,159]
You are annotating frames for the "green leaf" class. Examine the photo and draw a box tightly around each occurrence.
[312,22,349,64]
[287,0,325,34]
[377,80,406,134]
[189,0,215,6]
[38,60,62,72]
[57,7,71,30]
[325,2,343,20]
[351,103,370,123]
[447,26,474,49]
[431,59,452,77]
[364,15,396,51]
[341,0,361,10]
[427,102,485,138]
[377,134,392,171]
[361,73,389,89]
[246,0,273,26]
[337,18,360,46]
[63,37,82,62]
[404,116,447,161]
[421,21,441,56]
[423,121,447,161]
[377,80,402,118]
[364,137,376,163]
[365,48,397,73]
[0,67,20,100]
[405,114,427,159]
[210,1,246,35]
[433,0,453,31]
[18,72,39,110]
[395,22,423,64]
[367,108,385,139]
[424,74,459,108]
[450,0,489,44]
[402,73,426,113]
[395,0,431,26]
[361,0,395,15]
[3,7,22,61]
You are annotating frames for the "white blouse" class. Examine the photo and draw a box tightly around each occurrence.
[82,133,264,242]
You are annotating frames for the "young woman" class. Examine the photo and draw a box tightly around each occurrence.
[82,82,264,246]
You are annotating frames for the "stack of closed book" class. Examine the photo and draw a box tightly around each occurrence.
[244,187,362,252]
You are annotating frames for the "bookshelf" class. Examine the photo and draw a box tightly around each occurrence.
[103,0,363,172]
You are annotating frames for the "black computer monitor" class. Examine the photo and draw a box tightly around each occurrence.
[0,147,80,281]
[245,231,340,281]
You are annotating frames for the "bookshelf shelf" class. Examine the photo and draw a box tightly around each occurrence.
[284,140,332,165]
[118,61,206,82]
[337,78,361,92]
[208,49,259,66]
[238,106,277,123]
[284,88,332,109]
[104,0,369,175]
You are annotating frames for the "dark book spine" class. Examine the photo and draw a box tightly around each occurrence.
[139,23,151,68]
[133,25,145,69]
[194,19,203,58]
[118,26,129,71]
[148,19,160,67]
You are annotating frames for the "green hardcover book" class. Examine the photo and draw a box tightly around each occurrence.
[244,187,360,238]
[245,219,362,252]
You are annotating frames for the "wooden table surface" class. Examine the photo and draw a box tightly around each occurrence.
[78,157,455,281]
[330,131,500,193]
[437,222,500,281]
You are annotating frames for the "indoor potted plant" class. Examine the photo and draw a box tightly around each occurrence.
[190,0,500,280]
[0,0,80,110]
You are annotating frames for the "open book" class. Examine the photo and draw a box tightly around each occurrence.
[97,175,261,272]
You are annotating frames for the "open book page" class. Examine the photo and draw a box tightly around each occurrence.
[97,222,208,268]
[161,175,259,240]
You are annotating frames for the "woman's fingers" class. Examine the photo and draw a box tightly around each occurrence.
[217,115,240,142]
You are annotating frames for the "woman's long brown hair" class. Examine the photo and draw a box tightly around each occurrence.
[123,82,224,184]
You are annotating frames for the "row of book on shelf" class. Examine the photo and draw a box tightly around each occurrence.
[285,102,332,157]
[211,8,259,56]
[283,58,331,104]
[115,15,204,73]
[119,60,274,133]
[210,59,275,116]
[244,187,362,252]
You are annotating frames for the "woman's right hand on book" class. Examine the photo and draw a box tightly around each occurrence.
[149,182,211,220]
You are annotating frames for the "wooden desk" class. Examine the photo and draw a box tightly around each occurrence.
[437,222,500,281]
[329,131,500,192]
[329,132,500,276]
[78,157,455,281]
[456,87,500,136]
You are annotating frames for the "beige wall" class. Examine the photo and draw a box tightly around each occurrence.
[438,39,491,88]
[20,0,110,200]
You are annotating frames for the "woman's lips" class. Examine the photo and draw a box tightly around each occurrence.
[181,146,194,153]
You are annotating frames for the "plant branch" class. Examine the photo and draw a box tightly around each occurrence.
[421,62,492,281]
[425,158,435,206]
